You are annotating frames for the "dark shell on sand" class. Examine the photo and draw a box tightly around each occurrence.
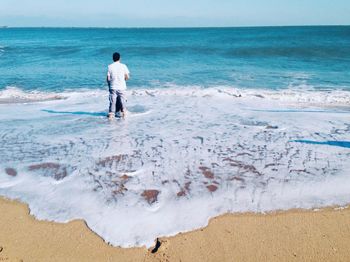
[141,190,160,204]
[5,167,17,177]
[199,166,214,179]
[207,185,218,192]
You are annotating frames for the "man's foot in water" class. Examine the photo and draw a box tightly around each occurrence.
[121,110,126,119]
[108,112,115,120]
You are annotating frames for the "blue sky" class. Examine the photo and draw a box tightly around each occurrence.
[1,0,350,27]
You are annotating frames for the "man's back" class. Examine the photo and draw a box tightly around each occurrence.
[108,61,130,90]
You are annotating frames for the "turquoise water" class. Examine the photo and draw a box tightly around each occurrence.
[1,26,350,91]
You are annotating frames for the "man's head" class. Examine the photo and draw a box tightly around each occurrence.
[113,52,121,62]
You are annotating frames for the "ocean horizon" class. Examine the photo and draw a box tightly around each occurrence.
[1,24,350,28]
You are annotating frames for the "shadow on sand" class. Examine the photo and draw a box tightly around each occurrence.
[42,109,107,117]
[42,104,148,117]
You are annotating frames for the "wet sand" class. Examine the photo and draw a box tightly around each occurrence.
[0,197,349,262]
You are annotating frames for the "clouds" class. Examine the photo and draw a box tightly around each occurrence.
[0,0,349,27]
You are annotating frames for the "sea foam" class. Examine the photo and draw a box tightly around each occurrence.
[0,86,67,104]
[0,87,350,247]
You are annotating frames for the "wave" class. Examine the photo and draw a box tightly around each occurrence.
[225,46,350,59]
[131,85,350,106]
[0,46,5,56]
[1,86,350,107]
[1,45,82,56]
[0,87,68,104]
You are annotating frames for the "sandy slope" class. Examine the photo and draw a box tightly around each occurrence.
[0,197,349,262]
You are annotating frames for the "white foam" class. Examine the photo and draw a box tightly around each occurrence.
[131,86,350,107]
[0,86,68,104]
[1,85,350,107]
[0,86,350,247]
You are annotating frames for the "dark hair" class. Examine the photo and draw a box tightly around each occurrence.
[113,52,120,62]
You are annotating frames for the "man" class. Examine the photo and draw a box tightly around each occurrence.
[107,52,130,119]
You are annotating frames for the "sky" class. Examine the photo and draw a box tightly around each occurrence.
[0,0,350,27]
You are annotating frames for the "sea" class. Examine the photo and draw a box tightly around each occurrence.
[0,26,350,247]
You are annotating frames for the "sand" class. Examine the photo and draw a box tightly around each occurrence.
[0,197,349,262]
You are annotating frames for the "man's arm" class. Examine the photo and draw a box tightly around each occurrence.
[107,68,111,87]
[124,65,130,81]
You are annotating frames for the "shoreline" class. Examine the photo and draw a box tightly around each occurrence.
[1,197,350,261]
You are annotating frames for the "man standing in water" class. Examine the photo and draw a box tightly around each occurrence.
[107,52,130,119]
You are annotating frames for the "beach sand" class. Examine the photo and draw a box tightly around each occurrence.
[0,197,349,262]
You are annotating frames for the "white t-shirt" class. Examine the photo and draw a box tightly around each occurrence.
[107,61,130,90]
